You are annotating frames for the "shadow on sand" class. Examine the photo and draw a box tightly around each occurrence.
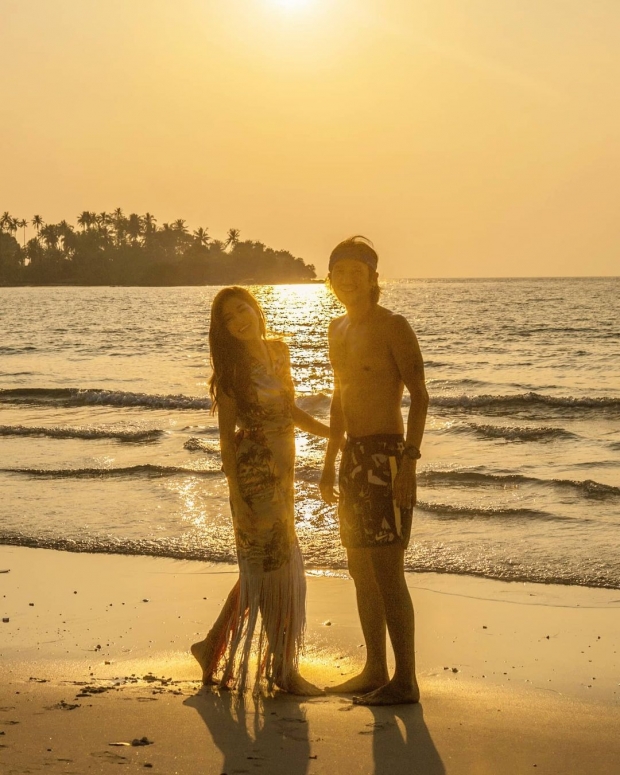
[184,688,312,775]
[366,703,445,775]
[185,688,444,774]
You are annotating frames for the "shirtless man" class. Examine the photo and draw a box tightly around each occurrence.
[319,236,429,706]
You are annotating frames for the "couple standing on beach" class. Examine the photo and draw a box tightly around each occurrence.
[191,236,429,706]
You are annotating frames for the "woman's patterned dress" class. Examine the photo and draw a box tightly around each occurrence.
[218,340,306,693]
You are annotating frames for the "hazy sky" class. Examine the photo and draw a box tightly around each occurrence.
[2,0,619,277]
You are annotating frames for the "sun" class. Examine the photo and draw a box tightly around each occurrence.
[272,0,310,10]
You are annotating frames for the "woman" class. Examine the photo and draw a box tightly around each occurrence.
[191,287,328,695]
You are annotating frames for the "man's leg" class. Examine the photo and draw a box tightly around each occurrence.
[353,544,419,705]
[325,547,389,693]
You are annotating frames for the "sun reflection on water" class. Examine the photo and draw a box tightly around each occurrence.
[251,284,341,395]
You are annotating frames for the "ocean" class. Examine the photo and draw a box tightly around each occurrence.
[1,279,619,589]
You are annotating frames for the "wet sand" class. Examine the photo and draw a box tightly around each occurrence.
[1,545,619,774]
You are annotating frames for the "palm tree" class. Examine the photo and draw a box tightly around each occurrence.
[0,212,12,233]
[96,212,109,228]
[192,227,210,246]
[111,209,127,245]
[77,211,94,231]
[61,227,77,255]
[40,223,60,249]
[225,228,240,251]
[57,220,74,255]
[17,218,28,246]
[126,213,144,244]
[143,212,157,235]
[31,215,44,235]
[98,223,112,242]
[173,219,188,233]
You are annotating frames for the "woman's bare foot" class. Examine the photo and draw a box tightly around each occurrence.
[324,669,388,695]
[352,679,420,706]
[190,635,219,685]
[280,672,325,696]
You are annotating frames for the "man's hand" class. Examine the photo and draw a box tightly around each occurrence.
[319,465,339,504]
[393,458,417,510]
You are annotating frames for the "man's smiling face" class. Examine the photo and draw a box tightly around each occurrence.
[330,258,377,306]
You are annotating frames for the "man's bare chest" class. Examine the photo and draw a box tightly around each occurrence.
[330,329,394,378]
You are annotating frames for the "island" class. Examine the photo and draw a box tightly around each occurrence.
[0,210,317,286]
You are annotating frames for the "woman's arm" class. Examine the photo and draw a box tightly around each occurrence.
[217,390,253,528]
[276,339,330,438]
[291,403,330,438]
[217,390,241,497]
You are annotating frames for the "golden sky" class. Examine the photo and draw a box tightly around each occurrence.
[2,0,619,277]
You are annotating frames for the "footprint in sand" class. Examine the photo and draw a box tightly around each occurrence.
[358,721,396,735]
[91,750,129,762]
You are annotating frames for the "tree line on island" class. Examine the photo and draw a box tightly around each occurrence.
[0,210,317,285]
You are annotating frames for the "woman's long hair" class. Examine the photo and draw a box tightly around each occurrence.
[208,286,268,413]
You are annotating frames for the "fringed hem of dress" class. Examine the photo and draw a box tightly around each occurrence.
[210,541,306,695]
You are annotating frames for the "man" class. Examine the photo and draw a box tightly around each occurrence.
[319,236,429,706]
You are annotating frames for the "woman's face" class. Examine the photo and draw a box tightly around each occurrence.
[221,296,262,342]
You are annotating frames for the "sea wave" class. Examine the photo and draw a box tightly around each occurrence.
[427,378,493,390]
[423,360,449,368]
[0,424,164,443]
[296,392,332,412]
[0,387,211,410]
[180,425,220,435]
[1,463,222,478]
[295,465,321,483]
[0,531,236,565]
[442,422,577,443]
[430,392,620,414]
[415,501,562,521]
[419,469,620,500]
[183,437,220,453]
[1,530,618,590]
[5,386,618,418]
[6,457,615,503]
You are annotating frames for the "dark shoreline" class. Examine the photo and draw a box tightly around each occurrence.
[0,279,328,288]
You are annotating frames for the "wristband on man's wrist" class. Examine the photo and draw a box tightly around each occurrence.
[403,443,422,460]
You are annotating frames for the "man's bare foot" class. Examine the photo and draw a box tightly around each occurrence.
[324,670,388,695]
[280,673,325,696]
[352,679,420,706]
[190,636,219,685]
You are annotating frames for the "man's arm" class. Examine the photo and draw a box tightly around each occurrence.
[319,321,346,504]
[319,382,345,503]
[389,315,429,509]
[326,382,345,466]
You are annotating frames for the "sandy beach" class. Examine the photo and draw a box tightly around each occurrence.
[1,545,618,774]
